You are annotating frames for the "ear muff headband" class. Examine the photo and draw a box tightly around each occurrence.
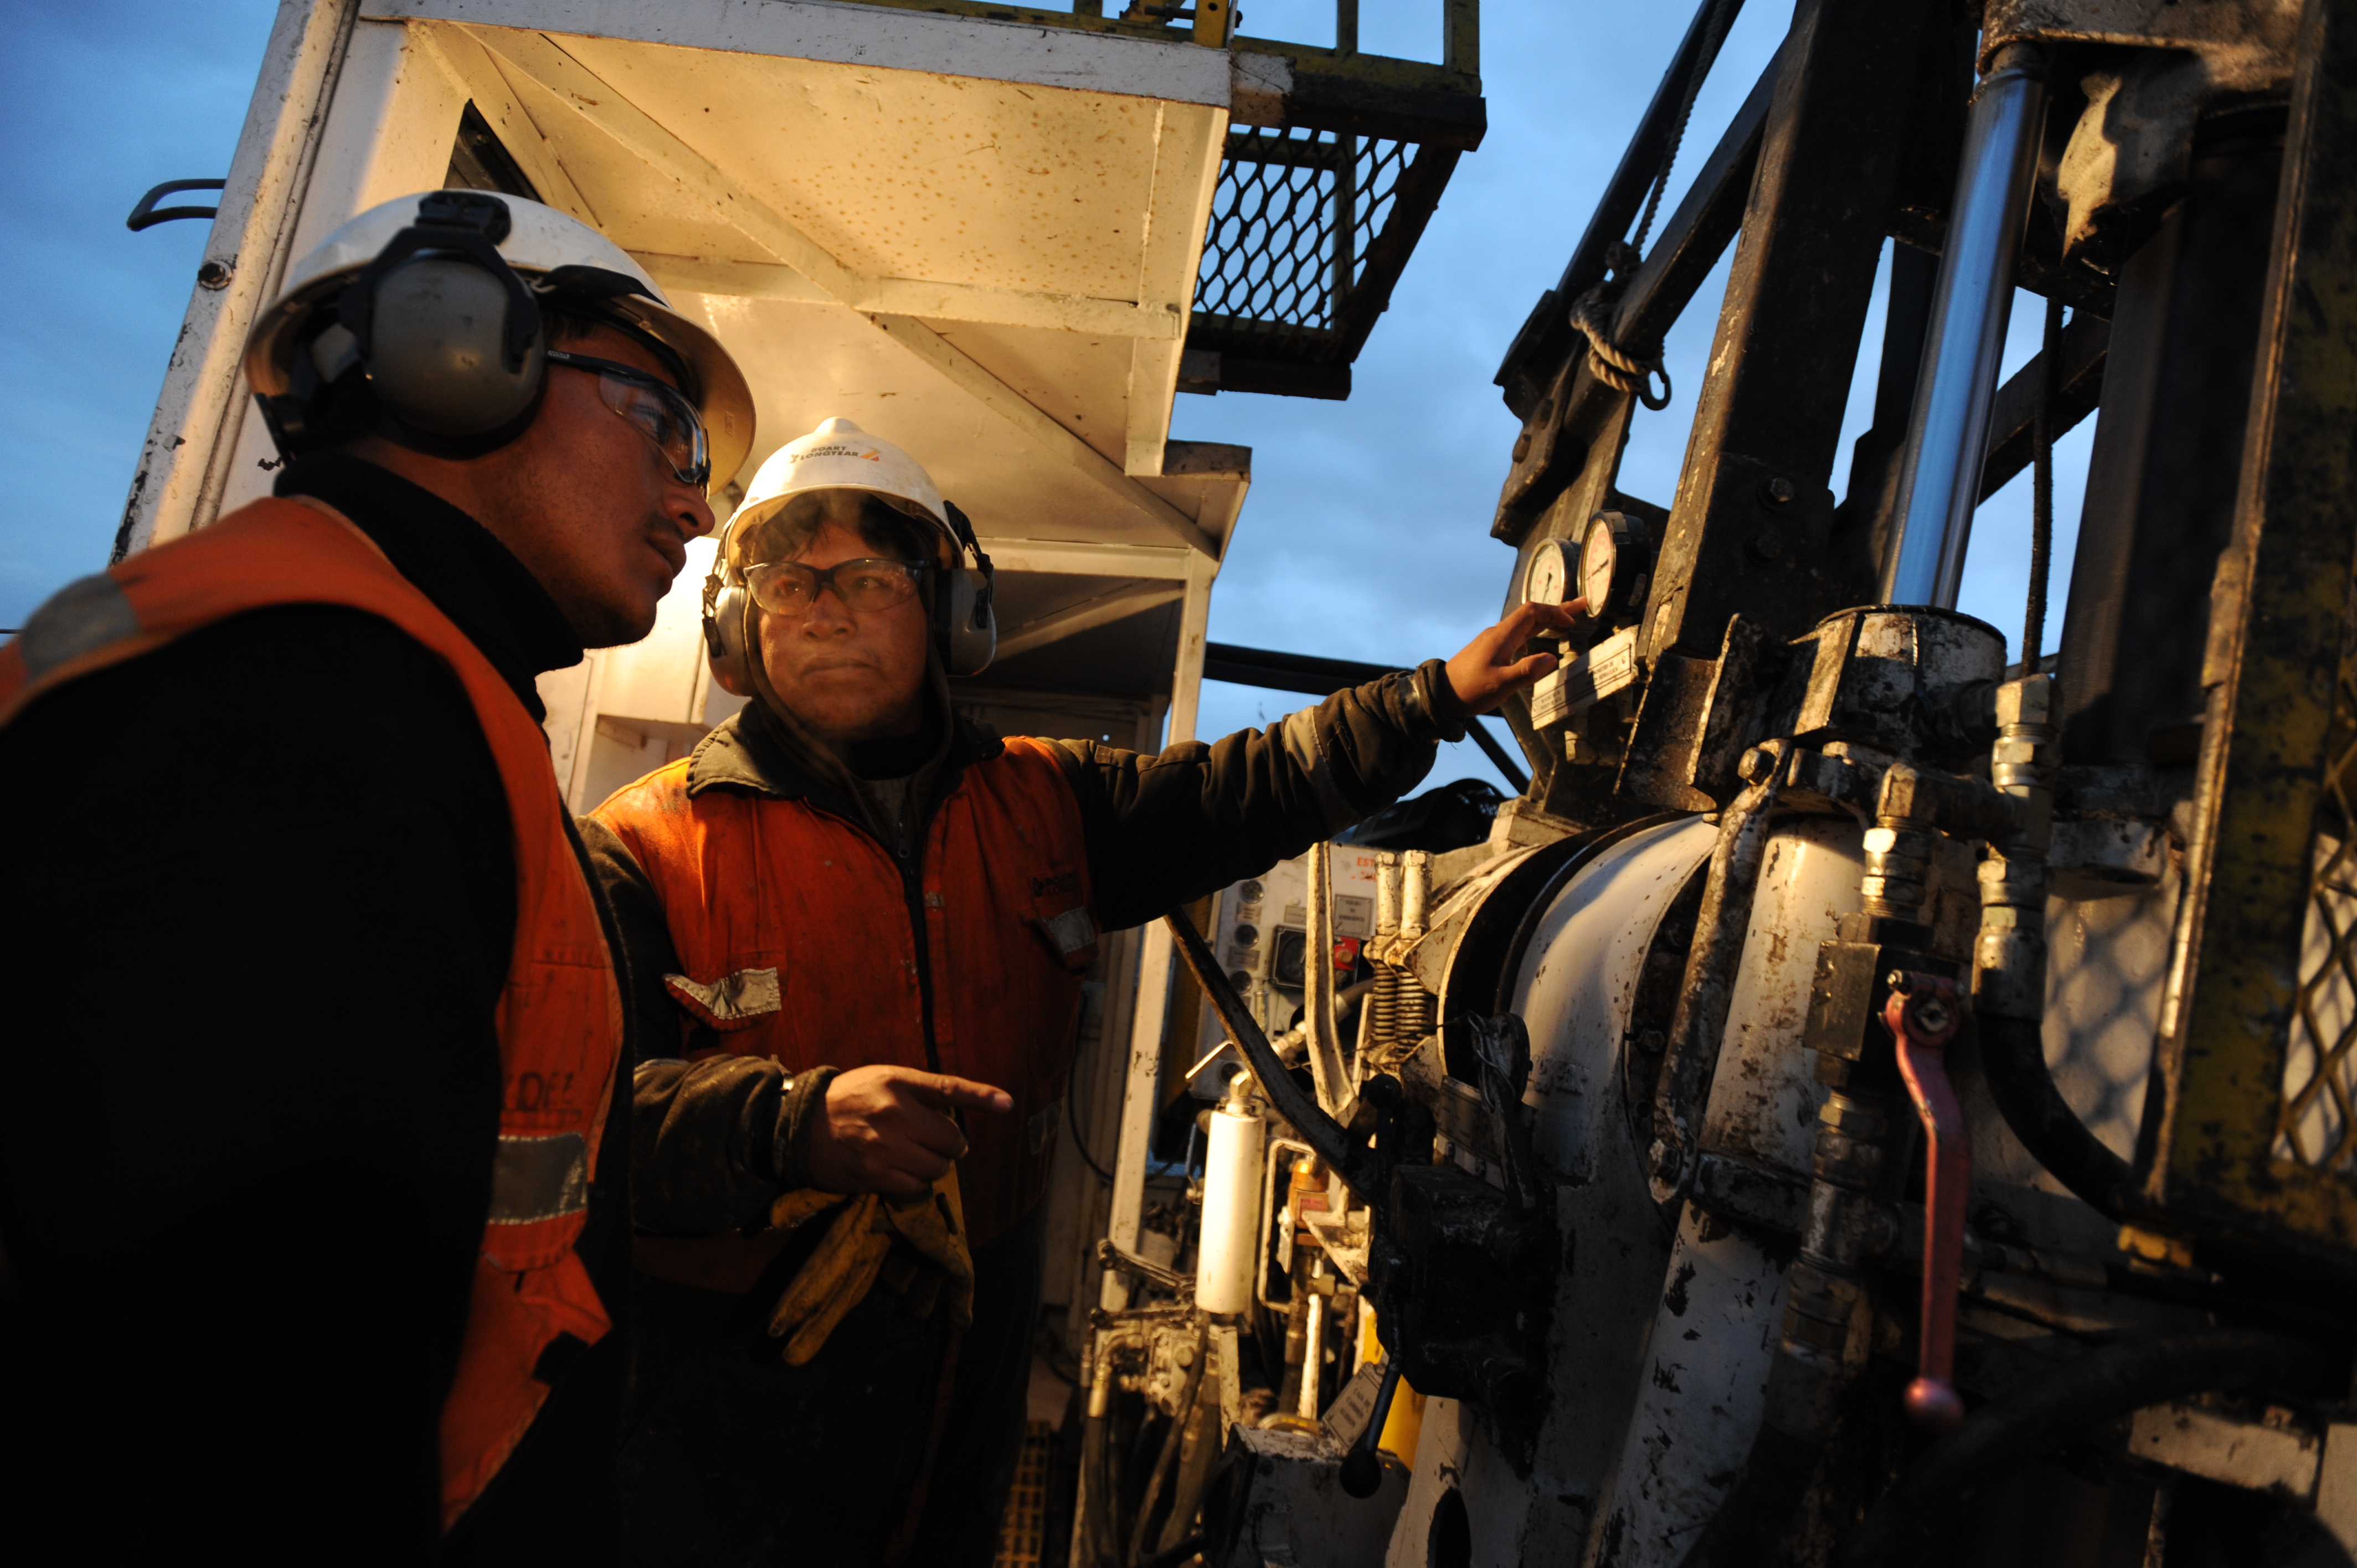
[700,513,754,697]
[339,195,540,374]
[936,501,996,678]
[334,191,552,448]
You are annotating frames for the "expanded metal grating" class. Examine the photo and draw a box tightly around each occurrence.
[2277,646,2357,1171]
[1192,127,1417,357]
[991,1420,1055,1567]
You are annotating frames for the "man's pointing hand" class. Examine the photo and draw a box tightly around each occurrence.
[806,1065,1013,1199]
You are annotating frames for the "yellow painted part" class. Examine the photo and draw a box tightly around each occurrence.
[2117,1225,2195,1269]
[2149,0,2357,1267]
[1380,1382,1427,1468]
[1358,1300,1425,1468]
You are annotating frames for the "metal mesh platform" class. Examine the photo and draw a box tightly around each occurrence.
[2277,661,2357,1172]
[1194,129,1411,355]
[994,1420,1056,1567]
[1186,125,1457,400]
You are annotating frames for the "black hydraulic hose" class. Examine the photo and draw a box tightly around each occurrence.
[1139,1536,1205,1568]
[1078,1406,1115,1568]
[1836,1329,2335,1566]
[1977,1014,2139,1219]
[1650,745,1788,1203]
[1340,1357,1407,1499]
[1166,908,1375,1203]
[1129,1326,1210,1567]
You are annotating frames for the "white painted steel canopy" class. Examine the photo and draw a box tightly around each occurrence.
[141,0,1255,741]
[343,0,1247,561]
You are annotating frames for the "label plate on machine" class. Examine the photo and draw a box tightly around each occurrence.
[1530,627,1640,730]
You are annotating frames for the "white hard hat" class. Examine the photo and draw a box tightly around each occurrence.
[244,190,754,489]
[704,416,997,686]
[730,417,949,541]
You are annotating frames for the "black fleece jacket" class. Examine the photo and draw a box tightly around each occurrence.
[0,454,633,1564]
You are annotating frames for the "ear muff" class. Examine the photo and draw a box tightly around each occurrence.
[701,513,754,697]
[338,190,547,446]
[935,501,996,678]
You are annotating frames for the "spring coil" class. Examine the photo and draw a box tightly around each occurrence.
[1398,978,1438,1045]
[1370,964,1402,1050]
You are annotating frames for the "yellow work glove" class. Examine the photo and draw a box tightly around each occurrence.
[763,1170,974,1366]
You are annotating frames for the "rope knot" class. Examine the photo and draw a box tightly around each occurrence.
[1567,289,1672,411]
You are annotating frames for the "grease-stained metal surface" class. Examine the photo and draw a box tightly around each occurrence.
[1583,822,1860,1567]
[2151,0,2357,1264]
[1700,822,1866,1173]
[1382,819,1712,1563]
[1589,1204,1793,1568]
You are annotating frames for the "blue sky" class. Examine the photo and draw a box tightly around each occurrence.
[0,1,2085,793]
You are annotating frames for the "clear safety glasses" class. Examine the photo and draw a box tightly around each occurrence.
[743,558,929,618]
[544,349,710,489]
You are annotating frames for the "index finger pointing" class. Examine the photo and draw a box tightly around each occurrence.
[913,1074,1014,1115]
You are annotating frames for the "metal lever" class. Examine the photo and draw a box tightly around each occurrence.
[1886,971,1968,1432]
[1338,1356,1404,1499]
[1095,1237,1187,1296]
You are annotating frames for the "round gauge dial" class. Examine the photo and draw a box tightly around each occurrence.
[1522,537,1574,608]
[1579,515,1622,616]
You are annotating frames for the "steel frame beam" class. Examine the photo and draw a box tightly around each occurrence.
[1639,0,1949,667]
[2149,0,2357,1269]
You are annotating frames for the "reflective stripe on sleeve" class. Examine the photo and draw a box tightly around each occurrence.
[488,1132,589,1225]
[19,575,140,681]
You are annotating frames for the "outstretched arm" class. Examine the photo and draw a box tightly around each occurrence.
[1054,601,1584,932]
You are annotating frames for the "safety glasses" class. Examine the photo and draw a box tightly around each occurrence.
[544,349,709,488]
[743,558,929,618]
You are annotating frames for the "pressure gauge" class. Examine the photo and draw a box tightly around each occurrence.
[1522,537,1574,608]
[1579,511,1644,620]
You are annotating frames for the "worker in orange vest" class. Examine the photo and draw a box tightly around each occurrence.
[0,190,751,1561]
[586,417,1579,1565]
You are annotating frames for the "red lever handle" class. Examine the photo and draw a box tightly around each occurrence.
[1886,972,1968,1433]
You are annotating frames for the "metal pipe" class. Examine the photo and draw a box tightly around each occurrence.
[1303,842,1355,1120]
[1298,1287,1327,1418]
[1648,741,1788,1204]
[1877,45,2050,608]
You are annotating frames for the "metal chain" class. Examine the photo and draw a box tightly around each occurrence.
[1629,0,1740,262]
[1568,0,1737,412]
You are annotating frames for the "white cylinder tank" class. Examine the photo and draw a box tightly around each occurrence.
[1196,1077,1266,1316]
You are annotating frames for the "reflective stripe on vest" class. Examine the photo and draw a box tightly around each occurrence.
[0,496,622,1529]
[595,735,1094,1245]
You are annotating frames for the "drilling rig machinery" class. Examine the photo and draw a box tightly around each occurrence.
[1078,0,2357,1563]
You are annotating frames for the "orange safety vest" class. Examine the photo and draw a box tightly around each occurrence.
[0,496,622,1530]
[594,736,1097,1247]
